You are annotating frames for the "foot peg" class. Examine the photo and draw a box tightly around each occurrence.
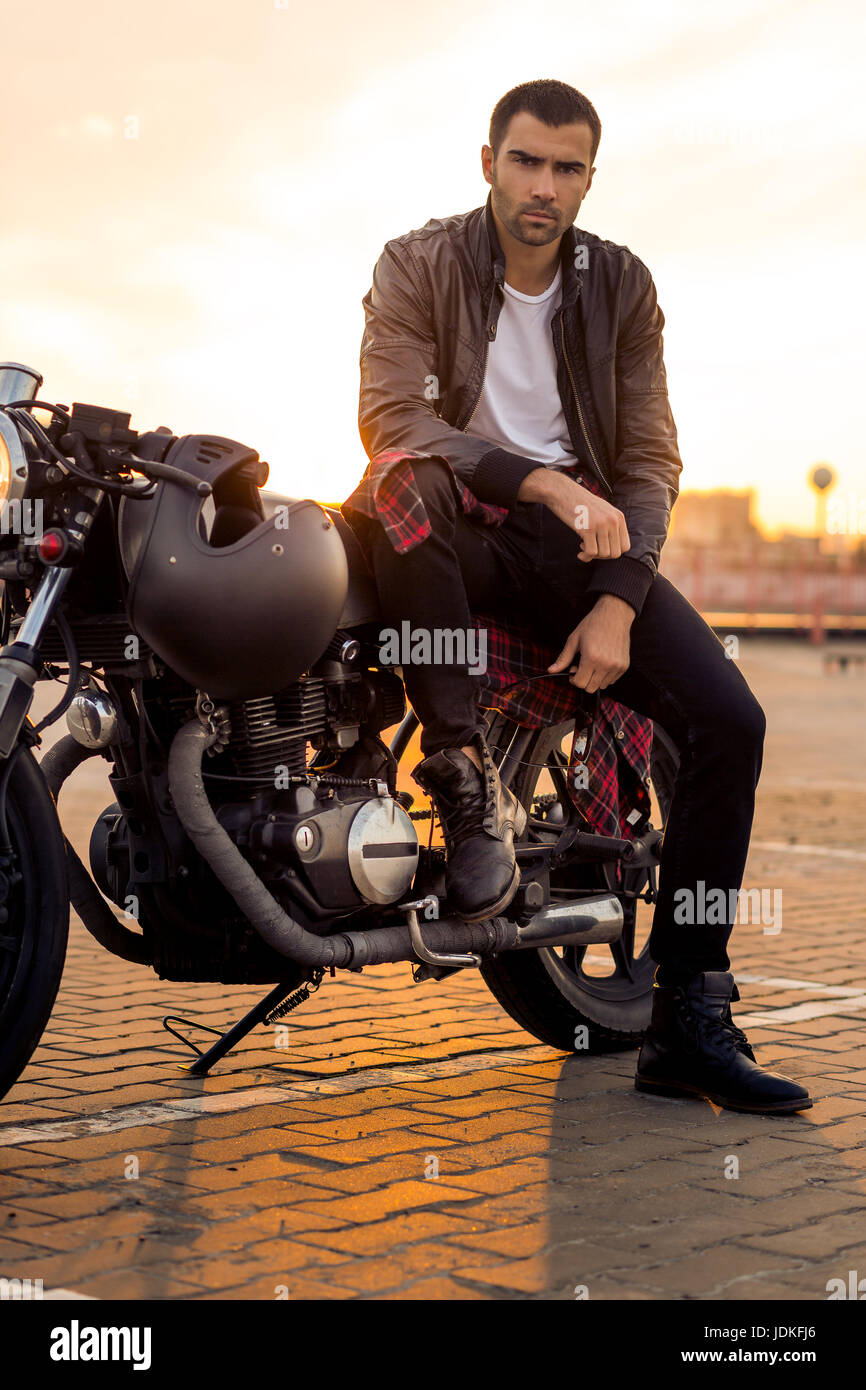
[400,895,482,970]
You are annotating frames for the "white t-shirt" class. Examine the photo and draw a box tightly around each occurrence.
[464,261,578,469]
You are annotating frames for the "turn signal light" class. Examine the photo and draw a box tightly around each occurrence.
[38,530,67,563]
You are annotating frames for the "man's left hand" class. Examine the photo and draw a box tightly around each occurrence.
[547,594,635,693]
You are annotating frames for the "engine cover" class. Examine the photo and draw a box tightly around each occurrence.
[244,785,420,911]
[345,797,420,905]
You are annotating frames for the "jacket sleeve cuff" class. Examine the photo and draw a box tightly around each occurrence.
[470,447,545,510]
[584,555,654,617]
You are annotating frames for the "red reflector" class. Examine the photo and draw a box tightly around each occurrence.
[38,531,66,561]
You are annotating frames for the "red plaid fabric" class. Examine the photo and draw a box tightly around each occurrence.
[361,447,509,552]
[341,450,654,841]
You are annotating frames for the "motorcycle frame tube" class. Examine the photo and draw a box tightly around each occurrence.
[38,735,152,965]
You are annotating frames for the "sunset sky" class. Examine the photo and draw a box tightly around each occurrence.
[2,0,863,536]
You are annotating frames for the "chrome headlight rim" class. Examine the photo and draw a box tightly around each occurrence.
[0,410,30,512]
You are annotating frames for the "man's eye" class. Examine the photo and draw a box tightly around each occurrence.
[515,156,579,173]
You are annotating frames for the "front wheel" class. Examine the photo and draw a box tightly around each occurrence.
[0,743,70,1101]
[479,711,678,1052]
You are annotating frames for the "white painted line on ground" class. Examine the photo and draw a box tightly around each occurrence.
[1,973,863,1151]
[751,839,866,862]
[0,1044,550,1149]
[738,996,866,1025]
[718,972,866,1025]
[0,1282,96,1301]
[43,1289,98,1300]
[736,972,866,996]
[762,778,866,791]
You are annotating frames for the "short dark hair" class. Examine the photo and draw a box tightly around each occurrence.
[489,78,601,164]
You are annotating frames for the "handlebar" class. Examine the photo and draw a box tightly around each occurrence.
[2,388,266,502]
[1,399,212,500]
[59,431,212,497]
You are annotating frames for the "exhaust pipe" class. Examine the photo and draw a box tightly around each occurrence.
[168,715,626,971]
[513,896,623,948]
[340,894,625,970]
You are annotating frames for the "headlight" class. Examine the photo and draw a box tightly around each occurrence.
[0,362,42,408]
[0,412,30,517]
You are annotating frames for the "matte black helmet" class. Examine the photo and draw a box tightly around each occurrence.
[119,433,348,701]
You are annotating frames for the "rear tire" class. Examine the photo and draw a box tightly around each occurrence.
[0,745,70,1101]
[479,711,678,1052]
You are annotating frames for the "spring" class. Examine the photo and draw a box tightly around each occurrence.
[263,970,323,1024]
[314,773,382,788]
[264,986,311,1023]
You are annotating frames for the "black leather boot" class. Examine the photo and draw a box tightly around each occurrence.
[635,971,812,1114]
[411,731,527,922]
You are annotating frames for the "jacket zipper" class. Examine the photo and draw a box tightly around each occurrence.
[560,316,612,494]
[461,320,495,431]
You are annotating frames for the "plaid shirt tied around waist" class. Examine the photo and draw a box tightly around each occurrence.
[340,449,654,842]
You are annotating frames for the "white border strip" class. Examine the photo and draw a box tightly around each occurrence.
[751,839,866,862]
[0,1045,550,1149]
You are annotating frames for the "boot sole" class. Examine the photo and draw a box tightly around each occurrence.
[634,1075,813,1115]
[451,801,528,925]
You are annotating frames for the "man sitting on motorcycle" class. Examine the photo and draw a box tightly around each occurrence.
[343,77,810,1115]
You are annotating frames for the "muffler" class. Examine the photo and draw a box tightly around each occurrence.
[332,893,624,970]
[513,896,623,948]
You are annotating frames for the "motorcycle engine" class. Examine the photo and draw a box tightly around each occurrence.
[217,775,419,913]
[86,627,420,951]
[185,635,419,918]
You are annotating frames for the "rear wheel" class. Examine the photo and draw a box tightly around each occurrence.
[479,711,678,1052]
[0,745,70,1101]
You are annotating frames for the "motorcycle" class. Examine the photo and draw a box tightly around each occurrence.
[0,361,677,1101]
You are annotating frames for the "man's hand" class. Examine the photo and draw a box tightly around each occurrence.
[517,467,630,561]
[548,594,635,693]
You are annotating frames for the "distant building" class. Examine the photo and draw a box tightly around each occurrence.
[659,488,866,632]
[767,532,823,566]
[668,489,763,552]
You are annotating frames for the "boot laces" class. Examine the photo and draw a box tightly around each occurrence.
[422,773,487,852]
[705,1015,751,1055]
[677,992,751,1055]
[418,746,497,852]
[435,791,485,852]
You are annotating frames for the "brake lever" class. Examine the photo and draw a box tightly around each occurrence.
[57,430,210,498]
[128,456,212,496]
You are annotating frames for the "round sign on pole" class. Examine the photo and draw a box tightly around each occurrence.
[810,464,835,493]
[809,463,836,563]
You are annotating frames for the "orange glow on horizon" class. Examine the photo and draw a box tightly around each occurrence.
[1,0,862,539]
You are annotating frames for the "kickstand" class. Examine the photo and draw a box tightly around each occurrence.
[162,978,315,1077]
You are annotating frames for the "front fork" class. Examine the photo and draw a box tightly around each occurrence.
[0,566,71,896]
[0,566,74,757]
[0,480,103,758]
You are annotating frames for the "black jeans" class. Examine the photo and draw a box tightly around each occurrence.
[366,459,767,977]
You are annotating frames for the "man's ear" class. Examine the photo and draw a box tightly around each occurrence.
[481,144,494,187]
[584,166,596,195]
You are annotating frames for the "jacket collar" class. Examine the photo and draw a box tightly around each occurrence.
[475,189,582,311]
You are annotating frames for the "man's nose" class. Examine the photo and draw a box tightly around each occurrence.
[530,168,556,200]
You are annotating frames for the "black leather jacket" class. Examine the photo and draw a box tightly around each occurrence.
[358,190,683,615]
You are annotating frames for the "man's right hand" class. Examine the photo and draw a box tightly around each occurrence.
[517,466,630,561]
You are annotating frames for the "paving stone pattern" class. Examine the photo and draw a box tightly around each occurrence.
[0,639,864,1300]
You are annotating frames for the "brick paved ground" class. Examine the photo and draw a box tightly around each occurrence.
[1,637,865,1300]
